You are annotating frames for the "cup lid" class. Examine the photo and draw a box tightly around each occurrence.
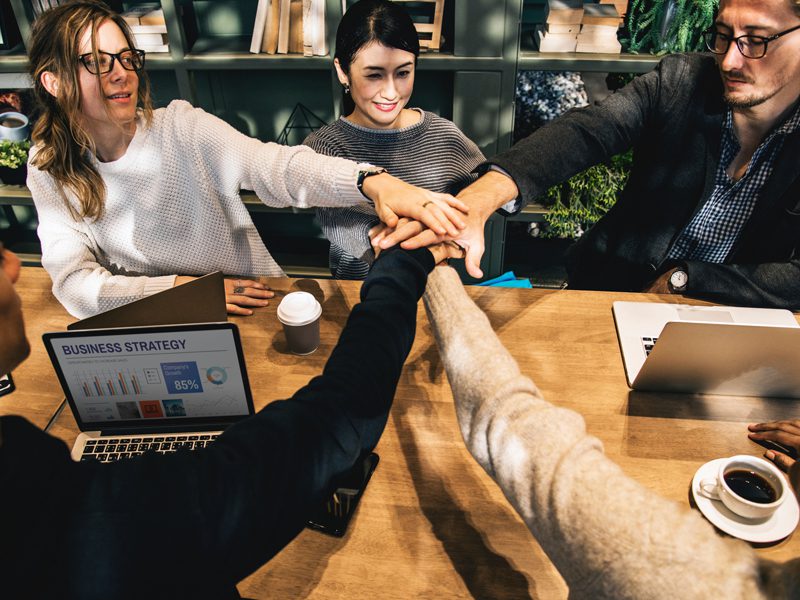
[277,291,322,326]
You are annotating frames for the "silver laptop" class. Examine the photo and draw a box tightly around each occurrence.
[42,322,255,461]
[612,301,800,398]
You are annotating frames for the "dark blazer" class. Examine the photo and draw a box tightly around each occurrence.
[0,248,434,599]
[491,53,800,309]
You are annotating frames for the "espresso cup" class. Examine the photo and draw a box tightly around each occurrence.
[0,112,30,142]
[698,455,786,520]
[276,291,322,355]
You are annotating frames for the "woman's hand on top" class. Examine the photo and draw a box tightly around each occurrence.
[360,172,469,237]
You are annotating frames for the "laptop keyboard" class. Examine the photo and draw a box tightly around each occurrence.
[642,336,659,356]
[80,433,220,463]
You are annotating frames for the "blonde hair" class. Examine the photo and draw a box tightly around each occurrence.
[28,0,153,221]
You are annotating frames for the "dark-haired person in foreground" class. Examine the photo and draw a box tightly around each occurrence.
[380,0,800,309]
[0,242,461,598]
[424,265,800,598]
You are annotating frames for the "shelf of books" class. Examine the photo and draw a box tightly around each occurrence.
[520,0,659,73]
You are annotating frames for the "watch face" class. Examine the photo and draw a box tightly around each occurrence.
[670,270,688,289]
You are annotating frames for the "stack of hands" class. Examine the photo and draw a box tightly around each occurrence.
[213,171,507,315]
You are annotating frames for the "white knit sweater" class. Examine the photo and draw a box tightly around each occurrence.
[29,100,369,318]
[424,266,799,599]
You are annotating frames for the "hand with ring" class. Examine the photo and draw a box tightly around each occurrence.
[223,277,274,316]
[358,171,469,236]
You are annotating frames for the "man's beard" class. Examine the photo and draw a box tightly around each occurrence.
[722,69,781,108]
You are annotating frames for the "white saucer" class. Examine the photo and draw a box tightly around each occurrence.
[692,458,800,543]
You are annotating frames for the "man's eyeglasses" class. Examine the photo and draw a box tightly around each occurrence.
[704,24,800,59]
[78,49,146,75]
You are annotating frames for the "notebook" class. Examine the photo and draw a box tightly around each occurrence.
[68,271,227,331]
[42,322,255,461]
[612,301,800,398]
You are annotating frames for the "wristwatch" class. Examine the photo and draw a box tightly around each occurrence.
[668,268,688,293]
[356,165,387,197]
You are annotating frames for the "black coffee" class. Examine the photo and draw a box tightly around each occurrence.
[1,117,24,128]
[724,469,778,504]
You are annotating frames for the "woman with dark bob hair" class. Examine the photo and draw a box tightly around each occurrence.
[26,0,467,317]
[305,0,484,279]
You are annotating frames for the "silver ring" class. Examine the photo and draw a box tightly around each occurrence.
[233,286,245,294]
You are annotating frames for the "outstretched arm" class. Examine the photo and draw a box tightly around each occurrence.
[57,248,436,595]
[423,266,792,598]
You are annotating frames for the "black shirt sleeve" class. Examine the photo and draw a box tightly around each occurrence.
[0,247,435,599]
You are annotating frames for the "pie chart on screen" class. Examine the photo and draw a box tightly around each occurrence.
[206,367,227,385]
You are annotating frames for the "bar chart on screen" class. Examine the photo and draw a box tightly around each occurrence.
[74,368,145,398]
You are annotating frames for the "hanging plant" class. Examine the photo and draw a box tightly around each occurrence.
[623,0,718,54]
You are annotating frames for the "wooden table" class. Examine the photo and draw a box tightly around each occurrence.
[8,267,800,599]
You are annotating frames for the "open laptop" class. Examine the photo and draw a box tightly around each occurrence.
[69,271,227,331]
[613,301,800,398]
[42,322,255,462]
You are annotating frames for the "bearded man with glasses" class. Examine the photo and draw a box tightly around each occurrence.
[388,0,800,310]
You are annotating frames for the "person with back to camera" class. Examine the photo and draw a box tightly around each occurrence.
[0,237,465,598]
[379,0,800,310]
[304,0,484,279]
[422,264,800,598]
[26,0,468,318]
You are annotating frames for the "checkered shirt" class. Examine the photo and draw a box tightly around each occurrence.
[667,103,800,263]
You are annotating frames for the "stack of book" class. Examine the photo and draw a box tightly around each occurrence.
[122,4,169,54]
[599,0,629,21]
[576,4,622,53]
[535,0,583,53]
[250,0,327,56]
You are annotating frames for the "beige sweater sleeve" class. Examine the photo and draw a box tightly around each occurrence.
[423,266,798,599]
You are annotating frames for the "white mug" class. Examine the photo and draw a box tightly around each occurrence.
[0,111,30,142]
[698,455,786,520]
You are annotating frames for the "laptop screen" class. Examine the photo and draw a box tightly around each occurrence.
[43,323,255,432]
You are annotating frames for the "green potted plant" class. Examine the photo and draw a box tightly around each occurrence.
[0,139,30,186]
[536,150,632,240]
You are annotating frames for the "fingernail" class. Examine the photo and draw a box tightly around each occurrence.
[766,450,775,459]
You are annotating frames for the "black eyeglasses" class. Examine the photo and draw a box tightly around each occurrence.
[704,24,800,59]
[77,49,146,75]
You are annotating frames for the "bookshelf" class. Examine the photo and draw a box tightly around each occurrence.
[0,0,667,280]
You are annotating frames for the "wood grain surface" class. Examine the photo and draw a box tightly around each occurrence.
[8,267,800,599]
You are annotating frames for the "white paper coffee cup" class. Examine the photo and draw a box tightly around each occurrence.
[277,291,322,355]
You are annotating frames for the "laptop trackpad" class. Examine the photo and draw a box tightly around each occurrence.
[676,308,734,323]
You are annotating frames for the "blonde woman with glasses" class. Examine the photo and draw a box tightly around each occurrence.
[26,0,467,318]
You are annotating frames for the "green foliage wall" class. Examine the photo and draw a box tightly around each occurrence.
[624,0,719,54]
[541,151,632,239]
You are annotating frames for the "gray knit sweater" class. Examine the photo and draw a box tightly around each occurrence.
[423,266,799,599]
[303,110,484,279]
